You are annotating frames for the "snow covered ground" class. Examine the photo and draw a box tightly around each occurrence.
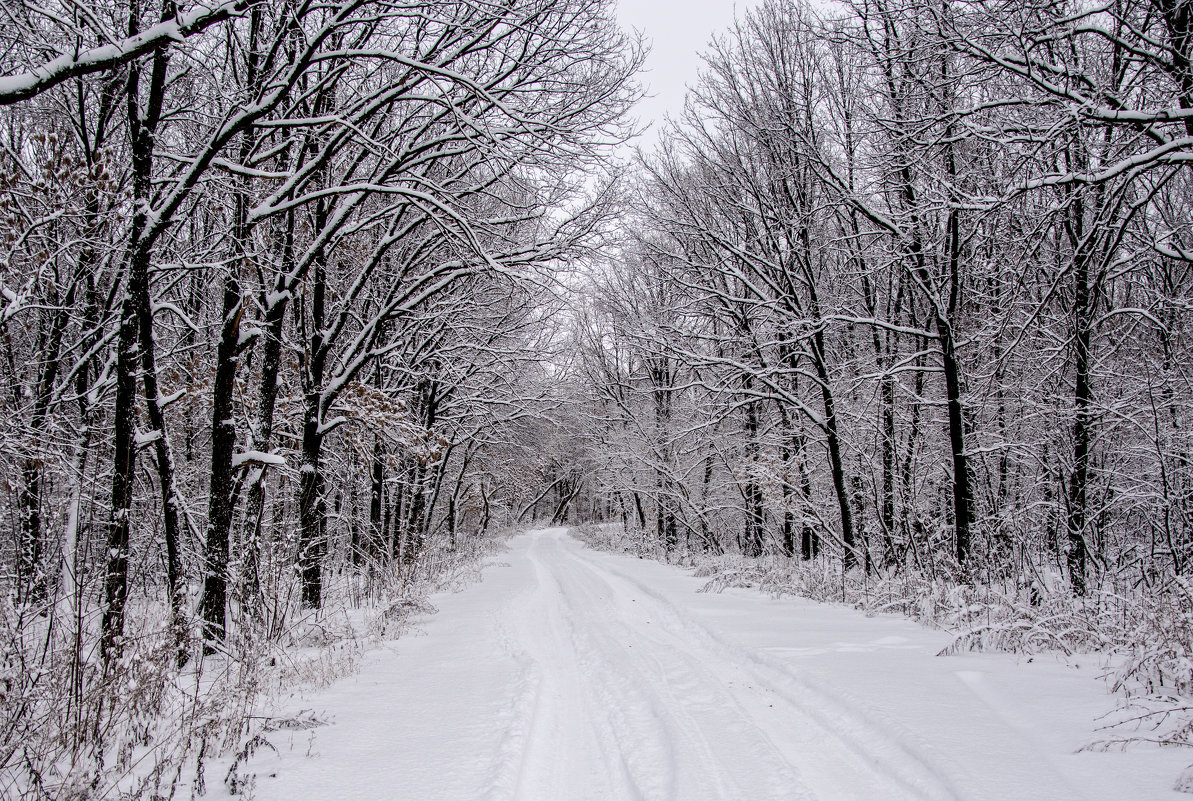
[229,528,1188,800]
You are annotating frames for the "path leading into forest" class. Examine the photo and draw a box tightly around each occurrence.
[241,529,1185,800]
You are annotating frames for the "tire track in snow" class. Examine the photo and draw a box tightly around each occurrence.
[481,529,1092,801]
[488,536,661,801]
[584,537,1096,801]
[480,561,541,801]
[548,531,963,801]
[248,528,1142,801]
[497,529,956,801]
[543,539,814,801]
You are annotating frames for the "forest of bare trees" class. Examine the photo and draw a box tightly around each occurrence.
[577,0,1193,583]
[4,0,1193,796]
[570,0,1193,742]
[0,0,638,794]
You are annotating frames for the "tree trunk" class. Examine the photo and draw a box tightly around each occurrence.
[102,291,138,662]
[200,275,243,642]
[136,255,187,658]
[1067,205,1095,596]
[811,332,857,570]
[938,316,974,572]
[298,257,328,608]
[369,435,385,559]
[18,283,69,607]
[102,20,171,661]
[297,399,326,608]
[742,388,765,558]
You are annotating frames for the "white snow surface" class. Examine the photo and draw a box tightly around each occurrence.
[236,528,1187,800]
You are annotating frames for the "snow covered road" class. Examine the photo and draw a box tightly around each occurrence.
[245,528,1186,800]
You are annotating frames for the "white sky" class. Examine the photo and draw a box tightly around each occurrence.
[616,0,758,147]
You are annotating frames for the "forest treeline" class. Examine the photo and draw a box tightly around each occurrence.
[0,0,637,794]
[566,1,1193,754]
[573,0,1193,605]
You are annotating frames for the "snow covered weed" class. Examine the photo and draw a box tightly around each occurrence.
[1080,578,1193,787]
[683,550,1186,685]
[1109,579,1193,698]
[362,531,506,639]
[572,522,653,557]
[0,599,268,801]
[0,531,503,801]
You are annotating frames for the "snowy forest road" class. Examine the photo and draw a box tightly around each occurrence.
[246,529,1185,801]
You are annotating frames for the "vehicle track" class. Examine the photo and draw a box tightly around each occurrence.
[494,529,963,801]
[249,527,1181,801]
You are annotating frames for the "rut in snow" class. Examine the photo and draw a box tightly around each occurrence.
[241,528,1182,801]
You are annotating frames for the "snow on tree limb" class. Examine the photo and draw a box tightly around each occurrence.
[0,1,255,105]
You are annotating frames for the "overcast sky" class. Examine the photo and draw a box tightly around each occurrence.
[616,0,758,146]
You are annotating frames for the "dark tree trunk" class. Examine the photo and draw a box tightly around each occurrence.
[136,254,186,658]
[479,479,491,536]
[227,5,271,607]
[900,339,927,559]
[241,209,294,602]
[390,466,405,560]
[298,258,328,608]
[1066,195,1096,596]
[369,435,385,558]
[633,492,647,531]
[445,449,474,550]
[204,5,268,639]
[780,462,795,558]
[103,16,171,661]
[103,293,138,662]
[403,459,427,564]
[554,475,582,525]
[862,242,902,568]
[939,319,973,572]
[879,370,897,562]
[200,273,243,641]
[18,280,70,607]
[297,406,325,608]
[941,94,975,575]
[797,434,818,560]
[127,37,185,648]
[776,405,796,558]
[742,390,765,558]
[241,292,286,601]
[905,204,973,575]
[811,333,856,570]
[699,451,715,552]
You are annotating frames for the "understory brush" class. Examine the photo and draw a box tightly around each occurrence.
[0,532,503,801]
